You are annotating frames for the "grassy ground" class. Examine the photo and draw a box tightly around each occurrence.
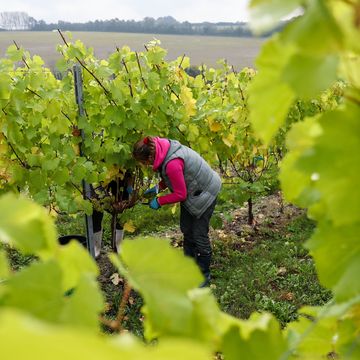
[2,189,332,336]
[84,190,331,335]
[212,214,331,327]
[0,31,264,70]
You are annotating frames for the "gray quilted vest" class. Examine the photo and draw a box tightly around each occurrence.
[160,140,221,218]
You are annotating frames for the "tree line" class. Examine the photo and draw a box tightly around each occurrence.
[1,12,285,37]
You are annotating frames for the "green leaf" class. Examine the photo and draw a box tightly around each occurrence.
[299,107,360,226]
[283,0,343,55]
[282,54,339,99]
[51,116,70,134]
[249,0,302,33]
[67,44,85,59]
[60,274,104,330]
[0,250,10,279]
[72,163,87,182]
[6,44,24,62]
[4,260,65,322]
[55,58,69,72]
[286,307,339,358]
[109,78,126,105]
[111,237,203,295]
[110,237,204,339]
[280,104,360,302]
[222,313,287,360]
[0,194,57,257]
[279,116,322,203]
[74,198,93,216]
[0,250,9,298]
[33,189,50,205]
[0,73,11,100]
[210,214,223,230]
[249,36,296,144]
[0,309,212,360]
[57,240,98,291]
[42,158,61,171]
[146,47,167,65]
[53,168,70,186]
[188,288,224,343]
[148,72,160,90]
[46,101,61,118]
[108,51,122,72]
[307,223,360,302]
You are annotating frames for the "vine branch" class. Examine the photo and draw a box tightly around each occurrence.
[2,134,29,168]
[99,281,132,333]
[13,40,30,69]
[135,52,148,89]
[58,29,118,107]
[120,57,134,98]
[178,53,186,68]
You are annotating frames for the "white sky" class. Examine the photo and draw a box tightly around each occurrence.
[1,0,251,23]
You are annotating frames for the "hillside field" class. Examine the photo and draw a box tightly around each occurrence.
[0,31,264,70]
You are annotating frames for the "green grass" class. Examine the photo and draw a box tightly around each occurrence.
[211,214,332,327]
[56,213,86,237]
[97,209,332,331]
[0,244,36,272]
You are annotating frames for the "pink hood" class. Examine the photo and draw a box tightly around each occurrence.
[152,137,171,171]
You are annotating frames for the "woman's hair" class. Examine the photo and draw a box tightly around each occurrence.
[132,136,156,164]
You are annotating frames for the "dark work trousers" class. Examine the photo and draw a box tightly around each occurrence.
[180,199,217,281]
[91,179,130,233]
[92,209,123,232]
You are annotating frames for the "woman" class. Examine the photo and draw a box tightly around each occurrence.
[133,136,221,287]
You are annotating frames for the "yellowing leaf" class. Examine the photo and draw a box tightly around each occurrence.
[175,68,184,80]
[0,167,11,182]
[72,144,80,156]
[0,144,8,154]
[198,137,210,152]
[171,203,178,215]
[180,86,196,118]
[177,55,190,69]
[123,221,136,233]
[178,124,187,132]
[187,124,199,142]
[49,209,58,219]
[208,118,222,132]
[222,133,235,147]
[103,165,122,186]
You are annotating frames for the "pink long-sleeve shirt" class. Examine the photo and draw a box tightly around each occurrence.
[152,137,187,206]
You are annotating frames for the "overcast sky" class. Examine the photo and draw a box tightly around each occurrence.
[1,0,251,23]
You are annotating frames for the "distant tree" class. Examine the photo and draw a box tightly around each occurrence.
[141,17,155,32]
[21,12,282,37]
[0,11,36,30]
[155,16,178,26]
